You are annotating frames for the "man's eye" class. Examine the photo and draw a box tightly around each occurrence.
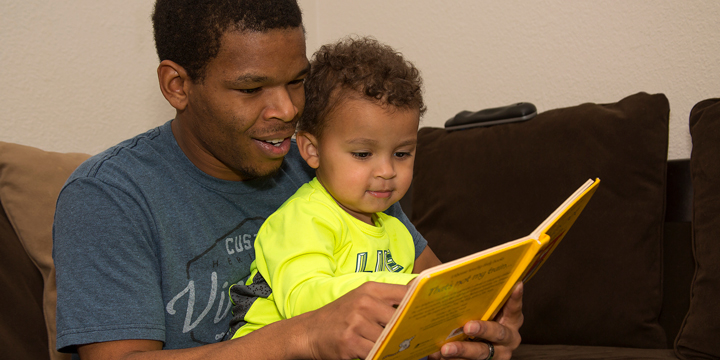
[289,78,305,86]
[352,152,371,159]
[237,87,261,94]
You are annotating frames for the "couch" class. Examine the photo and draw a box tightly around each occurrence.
[1,92,718,360]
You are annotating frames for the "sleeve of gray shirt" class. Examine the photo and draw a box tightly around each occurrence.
[384,202,427,259]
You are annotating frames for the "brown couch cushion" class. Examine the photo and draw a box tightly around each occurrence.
[0,202,50,360]
[411,92,668,348]
[0,142,90,360]
[675,98,720,359]
[514,344,678,360]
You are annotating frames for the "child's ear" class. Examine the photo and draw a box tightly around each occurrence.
[296,131,320,169]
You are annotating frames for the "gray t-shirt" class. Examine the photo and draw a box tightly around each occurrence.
[53,121,427,351]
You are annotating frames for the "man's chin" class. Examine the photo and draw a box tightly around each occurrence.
[232,160,283,181]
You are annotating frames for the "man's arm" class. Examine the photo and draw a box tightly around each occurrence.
[77,255,522,360]
[77,319,305,359]
[78,282,409,360]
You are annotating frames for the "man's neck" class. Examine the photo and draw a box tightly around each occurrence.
[171,118,247,181]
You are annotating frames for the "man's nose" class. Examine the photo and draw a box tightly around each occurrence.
[266,87,299,122]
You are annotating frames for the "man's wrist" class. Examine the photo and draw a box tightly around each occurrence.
[274,312,315,359]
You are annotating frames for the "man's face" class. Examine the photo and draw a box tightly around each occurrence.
[177,27,309,181]
[313,97,420,225]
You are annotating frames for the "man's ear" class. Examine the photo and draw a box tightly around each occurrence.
[157,60,191,111]
[296,131,320,169]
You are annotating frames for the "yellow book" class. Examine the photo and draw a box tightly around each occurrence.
[366,178,601,360]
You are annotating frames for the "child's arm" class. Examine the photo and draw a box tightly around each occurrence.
[412,246,442,273]
[255,202,417,319]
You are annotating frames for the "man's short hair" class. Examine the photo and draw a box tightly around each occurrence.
[299,36,426,138]
[152,0,303,82]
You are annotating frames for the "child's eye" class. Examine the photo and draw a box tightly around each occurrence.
[352,152,371,159]
[395,152,412,159]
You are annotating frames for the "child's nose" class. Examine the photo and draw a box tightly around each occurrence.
[375,157,397,179]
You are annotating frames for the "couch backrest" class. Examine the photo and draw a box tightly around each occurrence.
[660,160,694,348]
[0,199,51,359]
[0,141,89,360]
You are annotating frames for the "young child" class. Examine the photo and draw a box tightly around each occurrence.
[227,36,427,339]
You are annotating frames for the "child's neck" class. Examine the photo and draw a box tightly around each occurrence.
[336,201,376,226]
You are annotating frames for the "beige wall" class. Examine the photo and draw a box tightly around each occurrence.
[1,1,171,155]
[2,1,718,159]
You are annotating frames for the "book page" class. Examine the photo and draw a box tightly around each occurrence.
[522,179,600,283]
[371,240,539,360]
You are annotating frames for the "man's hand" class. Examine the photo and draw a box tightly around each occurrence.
[429,282,524,360]
[294,281,408,360]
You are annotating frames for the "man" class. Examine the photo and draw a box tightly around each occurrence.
[52,1,523,359]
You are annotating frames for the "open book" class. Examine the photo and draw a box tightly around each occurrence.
[366,178,601,360]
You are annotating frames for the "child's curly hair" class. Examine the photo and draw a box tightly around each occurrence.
[298,36,426,137]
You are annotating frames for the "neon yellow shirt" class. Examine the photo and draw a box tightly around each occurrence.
[230,177,417,338]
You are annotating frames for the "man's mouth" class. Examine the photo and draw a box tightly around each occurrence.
[262,138,286,147]
[254,136,292,157]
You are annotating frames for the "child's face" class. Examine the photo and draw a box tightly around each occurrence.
[309,97,419,224]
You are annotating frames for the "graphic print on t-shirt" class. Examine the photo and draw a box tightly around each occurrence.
[165,216,266,344]
[355,250,406,273]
